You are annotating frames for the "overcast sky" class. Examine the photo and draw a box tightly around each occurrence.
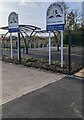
[0,1,83,34]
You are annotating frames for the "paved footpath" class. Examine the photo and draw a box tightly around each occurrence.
[1,62,65,105]
[0,62,83,119]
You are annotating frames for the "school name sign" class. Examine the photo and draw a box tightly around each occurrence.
[46,2,65,31]
[8,12,19,33]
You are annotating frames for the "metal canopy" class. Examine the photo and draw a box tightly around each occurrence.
[35,30,48,33]
[0,24,41,55]
[0,24,41,32]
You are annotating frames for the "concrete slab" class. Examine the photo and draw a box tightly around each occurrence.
[2,62,65,105]
[74,68,84,78]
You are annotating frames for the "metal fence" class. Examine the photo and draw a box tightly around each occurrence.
[1,29,84,75]
[68,30,84,75]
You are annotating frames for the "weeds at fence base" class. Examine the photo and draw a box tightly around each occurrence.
[2,55,83,75]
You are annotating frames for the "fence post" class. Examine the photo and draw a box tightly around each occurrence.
[68,30,71,75]
[1,40,3,57]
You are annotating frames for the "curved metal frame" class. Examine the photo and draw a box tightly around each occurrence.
[20,30,28,54]
[0,25,60,55]
[0,24,41,54]
[2,32,9,41]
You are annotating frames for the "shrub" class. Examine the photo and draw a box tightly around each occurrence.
[2,55,82,75]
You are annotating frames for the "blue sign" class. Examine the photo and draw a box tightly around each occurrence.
[46,24,64,31]
[8,28,19,33]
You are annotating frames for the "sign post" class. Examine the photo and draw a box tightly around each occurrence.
[61,30,63,67]
[10,33,13,59]
[18,32,21,64]
[8,12,20,61]
[46,2,65,67]
[49,31,51,65]
[17,33,19,60]
[68,30,71,75]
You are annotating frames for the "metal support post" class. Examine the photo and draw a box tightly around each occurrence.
[18,32,21,64]
[68,30,71,75]
[10,33,13,59]
[61,30,63,67]
[49,31,51,65]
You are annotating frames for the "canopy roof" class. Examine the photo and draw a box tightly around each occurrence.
[0,24,41,32]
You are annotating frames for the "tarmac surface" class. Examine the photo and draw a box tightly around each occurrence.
[2,46,83,65]
[0,61,84,119]
[2,76,83,118]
